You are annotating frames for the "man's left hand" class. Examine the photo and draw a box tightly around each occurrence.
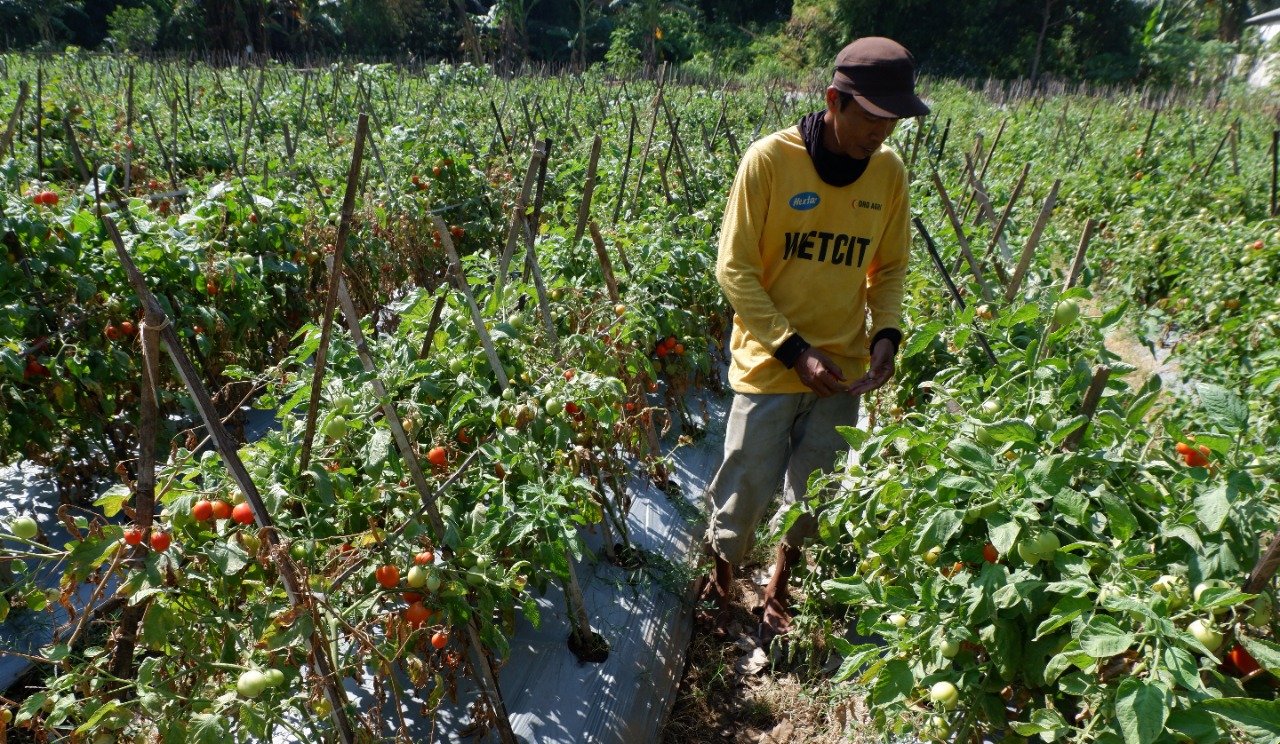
[847,338,897,396]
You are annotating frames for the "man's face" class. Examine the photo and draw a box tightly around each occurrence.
[825,88,899,160]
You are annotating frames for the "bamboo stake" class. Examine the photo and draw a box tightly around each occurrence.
[611,105,639,224]
[35,68,42,179]
[930,167,995,303]
[1,82,29,164]
[626,66,667,219]
[572,135,603,245]
[913,217,999,366]
[101,217,358,744]
[1061,218,1096,293]
[1005,179,1060,303]
[498,144,546,285]
[63,117,91,183]
[984,162,1030,265]
[298,114,369,474]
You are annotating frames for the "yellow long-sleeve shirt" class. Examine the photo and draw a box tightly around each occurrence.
[717,125,910,394]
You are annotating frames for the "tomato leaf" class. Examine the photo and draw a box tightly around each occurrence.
[948,438,996,473]
[1114,678,1172,744]
[1009,707,1070,738]
[1049,415,1088,445]
[902,319,944,358]
[1098,490,1138,542]
[1165,708,1221,742]
[1196,383,1248,434]
[984,417,1037,444]
[94,484,131,518]
[363,427,392,474]
[185,713,231,744]
[1193,485,1232,532]
[986,512,1020,556]
[1079,615,1135,658]
[912,509,962,552]
[205,538,250,575]
[1160,645,1204,693]
[1198,698,1280,743]
[869,658,913,707]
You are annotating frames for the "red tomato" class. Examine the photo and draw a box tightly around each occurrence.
[427,446,448,468]
[375,564,400,589]
[983,543,999,563]
[150,531,172,552]
[403,591,423,604]
[405,601,431,627]
[211,500,232,520]
[1227,644,1261,676]
[192,500,213,521]
[414,551,434,566]
[232,502,255,525]
[123,527,143,545]
[431,630,449,649]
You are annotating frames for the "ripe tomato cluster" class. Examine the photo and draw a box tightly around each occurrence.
[1175,441,1212,468]
[104,321,137,341]
[31,190,59,206]
[654,336,684,357]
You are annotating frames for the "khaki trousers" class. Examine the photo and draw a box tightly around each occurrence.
[703,391,861,565]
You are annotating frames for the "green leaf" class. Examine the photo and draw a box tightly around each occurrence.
[831,643,882,684]
[836,425,868,449]
[871,525,908,555]
[363,428,392,474]
[869,658,914,707]
[1098,490,1138,542]
[1196,383,1248,433]
[987,512,1020,556]
[995,302,1041,328]
[938,473,986,492]
[1165,708,1222,743]
[1078,615,1135,658]
[904,320,945,358]
[913,509,963,552]
[948,438,996,473]
[1194,485,1232,532]
[186,713,231,744]
[205,539,250,576]
[1161,645,1204,693]
[1193,433,1233,455]
[985,417,1038,444]
[822,579,871,606]
[1114,678,1172,744]
[41,643,71,662]
[1099,300,1129,329]
[1009,707,1069,737]
[1199,698,1280,743]
[1125,390,1160,426]
[94,484,132,518]
[1050,415,1088,445]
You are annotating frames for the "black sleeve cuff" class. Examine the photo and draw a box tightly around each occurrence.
[773,334,811,369]
[870,328,902,356]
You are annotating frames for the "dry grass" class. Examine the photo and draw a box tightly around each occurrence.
[662,557,877,744]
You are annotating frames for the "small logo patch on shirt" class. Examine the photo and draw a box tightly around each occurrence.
[789,192,820,210]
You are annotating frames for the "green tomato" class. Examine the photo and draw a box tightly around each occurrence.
[9,515,37,540]
[324,415,349,439]
[406,565,428,588]
[1016,540,1042,565]
[1188,618,1223,653]
[262,668,286,687]
[924,546,942,565]
[1053,299,1080,326]
[1153,574,1188,610]
[1247,592,1274,627]
[980,399,1000,415]
[1194,579,1232,617]
[1032,531,1060,560]
[888,613,908,629]
[425,572,442,593]
[939,637,961,658]
[237,669,269,699]
[929,680,959,710]
[545,397,565,416]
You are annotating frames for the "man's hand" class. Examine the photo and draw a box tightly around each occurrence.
[847,338,897,396]
[795,347,848,397]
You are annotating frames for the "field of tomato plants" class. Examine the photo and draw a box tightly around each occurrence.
[0,52,1278,743]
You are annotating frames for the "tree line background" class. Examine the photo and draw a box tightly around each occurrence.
[0,0,1273,86]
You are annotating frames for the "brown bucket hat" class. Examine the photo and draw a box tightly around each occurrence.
[832,37,930,119]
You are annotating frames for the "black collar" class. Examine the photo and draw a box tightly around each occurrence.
[798,110,870,187]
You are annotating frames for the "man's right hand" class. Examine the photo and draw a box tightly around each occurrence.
[794,347,848,397]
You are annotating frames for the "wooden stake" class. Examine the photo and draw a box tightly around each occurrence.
[930,167,995,303]
[1,82,29,163]
[573,135,603,245]
[1061,218,1096,293]
[299,114,369,474]
[1062,366,1111,452]
[1006,179,1060,303]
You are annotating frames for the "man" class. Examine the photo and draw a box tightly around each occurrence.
[699,37,927,639]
